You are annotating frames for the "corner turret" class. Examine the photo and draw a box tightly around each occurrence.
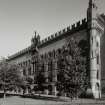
[87,0,104,98]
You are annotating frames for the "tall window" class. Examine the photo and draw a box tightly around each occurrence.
[91,36,93,44]
[97,54,99,64]
[91,50,93,58]
[96,41,99,47]
[23,69,26,76]
[97,70,99,79]
[41,63,44,72]
[48,61,53,82]
[28,67,31,75]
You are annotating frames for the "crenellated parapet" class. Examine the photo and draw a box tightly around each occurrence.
[7,46,31,61]
[39,18,87,47]
[8,18,87,61]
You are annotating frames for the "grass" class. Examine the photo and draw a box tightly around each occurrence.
[0,95,105,105]
[0,96,65,105]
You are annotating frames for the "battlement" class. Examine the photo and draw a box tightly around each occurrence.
[39,18,87,45]
[8,46,31,61]
[8,18,87,61]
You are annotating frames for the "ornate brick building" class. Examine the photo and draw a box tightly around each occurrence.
[7,0,105,98]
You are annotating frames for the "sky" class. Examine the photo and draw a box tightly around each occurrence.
[0,0,105,58]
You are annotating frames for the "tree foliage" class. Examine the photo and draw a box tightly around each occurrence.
[57,38,89,97]
[0,59,23,91]
[35,72,46,92]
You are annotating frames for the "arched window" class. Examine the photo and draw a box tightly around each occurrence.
[25,61,27,66]
[95,83,99,91]
[28,60,31,65]
[97,55,99,64]
[96,41,99,47]
[48,61,53,82]
[97,70,99,79]
[28,67,31,75]
[41,63,44,72]
[23,69,26,76]
[91,36,93,44]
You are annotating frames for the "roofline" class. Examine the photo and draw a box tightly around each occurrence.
[7,18,87,61]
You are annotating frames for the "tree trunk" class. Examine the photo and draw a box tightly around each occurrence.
[3,90,6,105]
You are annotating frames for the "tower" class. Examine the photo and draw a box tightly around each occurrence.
[87,0,104,98]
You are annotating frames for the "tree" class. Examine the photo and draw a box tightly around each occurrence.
[0,58,23,100]
[57,38,89,98]
[35,72,46,94]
